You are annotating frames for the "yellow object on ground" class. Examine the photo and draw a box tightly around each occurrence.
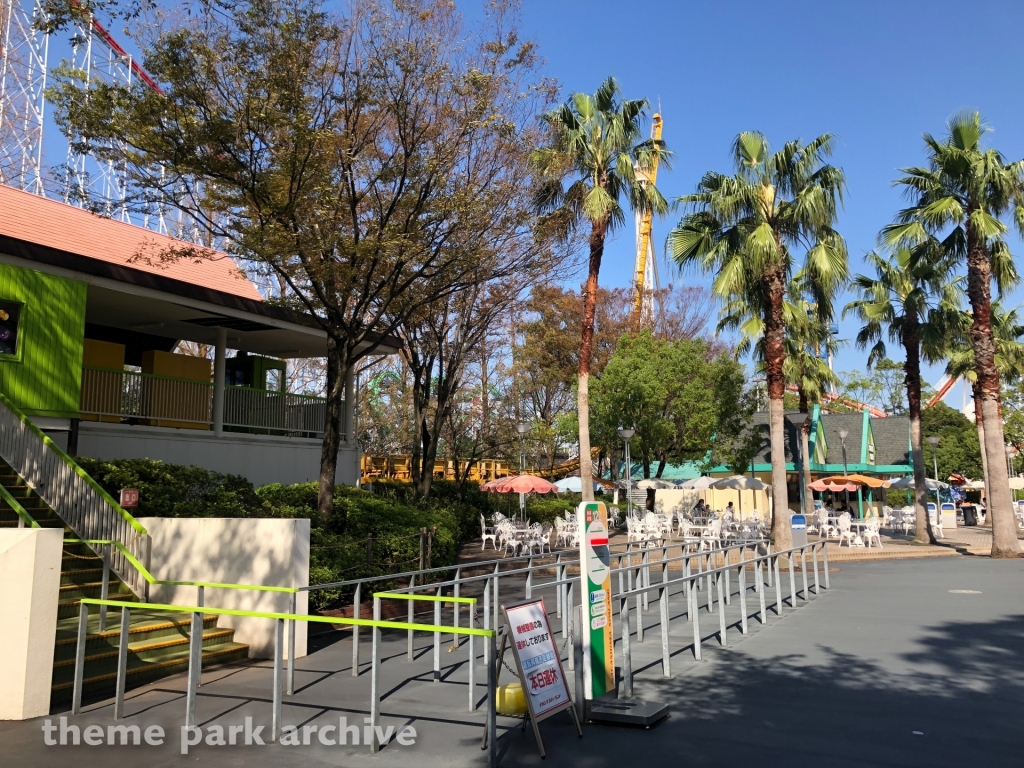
[496,682,527,716]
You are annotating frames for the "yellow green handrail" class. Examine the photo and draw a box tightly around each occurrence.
[0,391,146,535]
[78,598,495,637]
[0,483,40,528]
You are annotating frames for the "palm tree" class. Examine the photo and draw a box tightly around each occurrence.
[885,110,1024,557]
[844,246,962,545]
[944,302,1024,525]
[532,77,669,502]
[668,132,848,548]
[786,291,842,519]
[720,278,841,518]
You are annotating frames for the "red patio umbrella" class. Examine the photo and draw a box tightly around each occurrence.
[482,474,557,494]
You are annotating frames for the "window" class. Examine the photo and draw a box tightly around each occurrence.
[0,300,23,359]
[266,368,283,392]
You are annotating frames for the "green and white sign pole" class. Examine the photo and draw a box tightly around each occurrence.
[577,501,614,700]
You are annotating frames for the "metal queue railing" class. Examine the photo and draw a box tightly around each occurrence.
[72,596,499,765]
[69,535,831,768]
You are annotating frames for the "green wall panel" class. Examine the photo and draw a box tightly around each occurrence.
[0,263,86,418]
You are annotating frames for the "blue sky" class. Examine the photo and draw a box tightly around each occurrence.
[496,0,1024,404]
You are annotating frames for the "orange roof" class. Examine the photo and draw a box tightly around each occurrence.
[0,184,262,302]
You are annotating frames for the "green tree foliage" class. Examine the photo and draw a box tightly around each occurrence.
[920,403,983,482]
[583,331,747,478]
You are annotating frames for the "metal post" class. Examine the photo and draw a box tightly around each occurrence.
[556,553,563,618]
[434,587,442,682]
[114,607,130,719]
[723,545,731,605]
[272,618,283,742]
[566,582,574,671]
[757,560,767,625]
[492,565,500,644]
[185,611,202,728]
[788,553,797,607]
[717,570,727,647]
[452,569,461,647]
[800,548,809,601]
[691,573,702,661]
[99,544,110,632]
[659,584,670,678]
[774,557,783,617]
[287,591,296,696]
[525,556,533,599]
[706,554,715,614]
[573,604,584,720]
[685,556,693,622]
[738,559,748,635]
[823,541,831,589]
[766,543,774,588]
[635,555,645,643]
[468,602,476,712]
[812,543,820,595]
[483,575,491,666]
[370,597,381,753]
[487,633,497,768]
[195,585,204,689]
[620,596,632,698]
[351,582,361,676]
[642,549,650,611]
[72,602,88,715]
[407,575,416,661]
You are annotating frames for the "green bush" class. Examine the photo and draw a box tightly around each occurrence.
[74,458,493,611]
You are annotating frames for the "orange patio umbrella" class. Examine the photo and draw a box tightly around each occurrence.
[817,474,891,489]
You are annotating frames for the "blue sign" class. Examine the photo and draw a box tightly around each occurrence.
[791,514,807,531]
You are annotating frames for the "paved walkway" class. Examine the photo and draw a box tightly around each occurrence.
[3,557,1023,766]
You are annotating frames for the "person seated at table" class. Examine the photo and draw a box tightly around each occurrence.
[692,499,707,516]
[725,501,735,516]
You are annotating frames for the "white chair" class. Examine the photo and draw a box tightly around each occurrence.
[836,513,858,547]
[863,517,883,548]
[699,519,722,551]
[554,517,573,548]
[625,515,645,544]
[496,522,521,557]
[480,515,497,550]
[815,508,836,540]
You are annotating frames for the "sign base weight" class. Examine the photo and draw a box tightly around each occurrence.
[586,693,669,728]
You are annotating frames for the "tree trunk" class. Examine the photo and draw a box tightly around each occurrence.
[763,267,792,549]
[974,384,992,527]
[903,331,935,544]
[965,231,1021,556]
[318,336,347,519]
[800,416,814,519]
[577,220,607,503]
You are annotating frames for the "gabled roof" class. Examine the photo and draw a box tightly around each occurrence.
[0,184,262,302]
[822,412,865,466]
[869,416,911,466]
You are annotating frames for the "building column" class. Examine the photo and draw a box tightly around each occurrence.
[212,327,227,436]
[343,365,356,445]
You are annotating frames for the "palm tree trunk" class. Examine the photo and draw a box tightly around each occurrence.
[973,383,992,527]
[966,234,1021,556]
[578,221,607,503]
[800,415,814,519]
[903,331,934,544]
[763,268,792,549]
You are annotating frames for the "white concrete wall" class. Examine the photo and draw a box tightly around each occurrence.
[0,528,63,720]
[138,517,310,660]
[78,421,359,487]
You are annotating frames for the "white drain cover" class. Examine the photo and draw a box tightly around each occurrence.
[948,589,982,594]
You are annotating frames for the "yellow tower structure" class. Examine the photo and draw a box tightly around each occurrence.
[631,113,664,331]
